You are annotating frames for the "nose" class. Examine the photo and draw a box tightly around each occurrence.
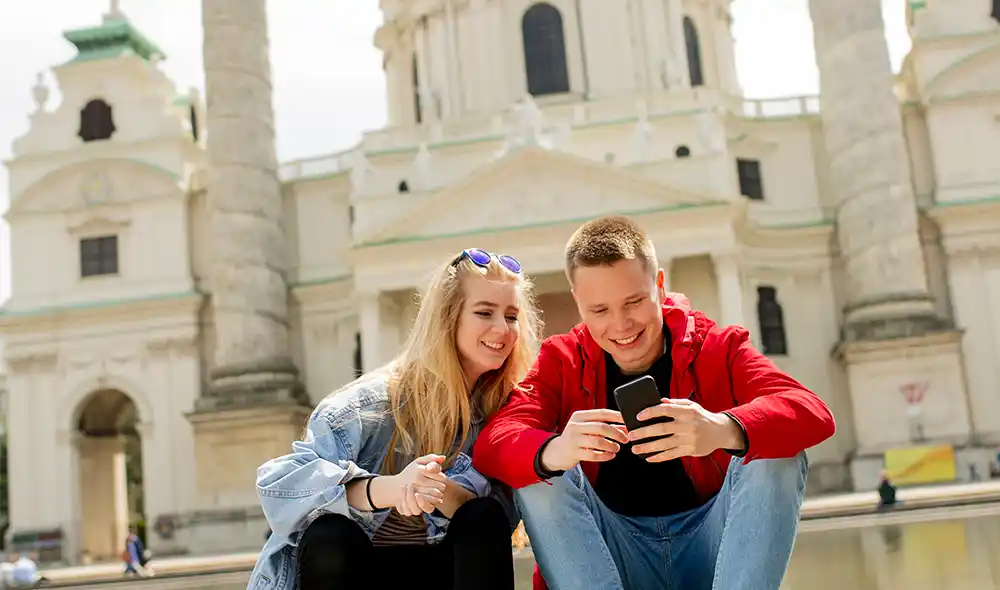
[488,314,509,334]
[611,309,634,332]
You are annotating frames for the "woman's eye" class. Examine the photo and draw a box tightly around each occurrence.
[476,311,491,317]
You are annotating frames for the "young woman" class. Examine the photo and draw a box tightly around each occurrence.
[248,249,541,590]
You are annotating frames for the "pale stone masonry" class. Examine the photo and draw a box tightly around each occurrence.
[198,0,308,409]
[810,0,947,341]
[2,0,1000,564]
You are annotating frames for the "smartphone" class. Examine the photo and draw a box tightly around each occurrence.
[613,375,672,441]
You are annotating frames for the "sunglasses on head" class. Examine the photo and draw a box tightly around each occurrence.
[452,248,522,274]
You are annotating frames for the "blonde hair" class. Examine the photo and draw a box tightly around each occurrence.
[380,253,541,474]
[565,215,658,283]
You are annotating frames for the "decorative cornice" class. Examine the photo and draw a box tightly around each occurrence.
[0,290,202,330]
[4,350,59,374]
[145,334,199,357]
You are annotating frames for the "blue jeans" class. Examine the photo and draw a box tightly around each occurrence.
[515,453,808,590]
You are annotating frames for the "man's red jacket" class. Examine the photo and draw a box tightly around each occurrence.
[473,294,836,589]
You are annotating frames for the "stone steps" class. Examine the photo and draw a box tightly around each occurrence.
[41,480,1000,587]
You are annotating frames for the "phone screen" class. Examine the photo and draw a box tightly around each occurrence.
[613,375,672,435]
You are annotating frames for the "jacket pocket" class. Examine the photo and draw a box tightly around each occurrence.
[249,572,274,589]
[446,452,472,476]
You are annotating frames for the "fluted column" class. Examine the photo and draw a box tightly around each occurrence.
[712,252,745,328]
[197,0,307,409]
[358,292,383,372]
[810,0,947,341]
[666,0,689,88]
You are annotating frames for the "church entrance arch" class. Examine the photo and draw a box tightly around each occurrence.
[74,389,145,563]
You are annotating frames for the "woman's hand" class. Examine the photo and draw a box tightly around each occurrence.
[388,454,448,516]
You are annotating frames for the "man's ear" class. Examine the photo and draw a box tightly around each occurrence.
[656,269,666,302]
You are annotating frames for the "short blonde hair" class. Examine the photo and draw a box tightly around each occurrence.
[564,216,658,282]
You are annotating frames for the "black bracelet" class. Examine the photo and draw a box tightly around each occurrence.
[365,477,379,510]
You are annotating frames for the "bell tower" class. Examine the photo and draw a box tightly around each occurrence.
[375,0,743,125]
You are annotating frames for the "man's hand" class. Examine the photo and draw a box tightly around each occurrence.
[628,399,745,463]
[541,409,629,472]
[435,476,477,519]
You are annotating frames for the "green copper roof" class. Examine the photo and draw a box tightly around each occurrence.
[910,0,926,10]
[63,16,165,63]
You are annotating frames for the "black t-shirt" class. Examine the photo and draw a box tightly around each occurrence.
[594,329,702,517]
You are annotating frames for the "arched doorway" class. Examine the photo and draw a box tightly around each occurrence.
[75,389,145,563]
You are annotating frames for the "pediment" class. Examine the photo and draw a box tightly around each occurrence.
[7,158,183,217]
[360,147,726,246]
[924,41,1000,101]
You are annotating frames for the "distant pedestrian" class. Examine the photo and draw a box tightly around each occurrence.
[877,471,898,509]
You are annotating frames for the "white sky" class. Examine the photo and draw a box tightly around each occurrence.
[0,0,912,302]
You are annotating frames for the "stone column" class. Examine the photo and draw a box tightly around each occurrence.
[809,0,945,340]
[76,437,128,562]
[197,0,307,410]
[810,0,972,490]
[186,0,310,553]
[712,252,745,328]
[358,292,383,372]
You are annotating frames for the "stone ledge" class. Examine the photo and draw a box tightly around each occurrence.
[840,312,955,343]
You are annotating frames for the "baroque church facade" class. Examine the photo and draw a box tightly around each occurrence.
[2,0,1000,564]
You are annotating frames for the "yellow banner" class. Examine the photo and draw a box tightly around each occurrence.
[883,444,957,486]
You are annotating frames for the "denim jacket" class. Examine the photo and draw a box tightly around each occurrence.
[247,371,517,590]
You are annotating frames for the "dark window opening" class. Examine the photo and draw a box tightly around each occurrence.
[993,0,1000,23]
[353,332,363,378]
[522,3,570,96]
[683,17,704,87]
[675,145,691,158]
[737,158,764,200]
[80,235,119,277]
[348,205,355,226]
[189,105,199,142]
[79,99,116,142]
[398,180,410,193]
[756,286,787,356]
[412,56,423,124]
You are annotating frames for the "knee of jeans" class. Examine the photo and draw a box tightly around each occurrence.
[297,514,364,578]
[740,452,808,495]
[514,466,583,514]
[449,497,511,541]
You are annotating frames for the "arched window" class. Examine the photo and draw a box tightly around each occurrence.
[675,145,691,158]
[412,55,422,124]
[756,286,787,355]
[79,99,116,142]
[683,17,704,87]
[522,3,570,96]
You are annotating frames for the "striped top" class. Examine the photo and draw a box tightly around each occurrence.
[372,511,429,546]
[369,395,488,547]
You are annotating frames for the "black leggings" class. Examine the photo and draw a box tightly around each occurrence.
[296,497,515,590]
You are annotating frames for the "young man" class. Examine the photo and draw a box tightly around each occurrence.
[473,216,835,590]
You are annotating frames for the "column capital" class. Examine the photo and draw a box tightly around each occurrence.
[709,249,742,267]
